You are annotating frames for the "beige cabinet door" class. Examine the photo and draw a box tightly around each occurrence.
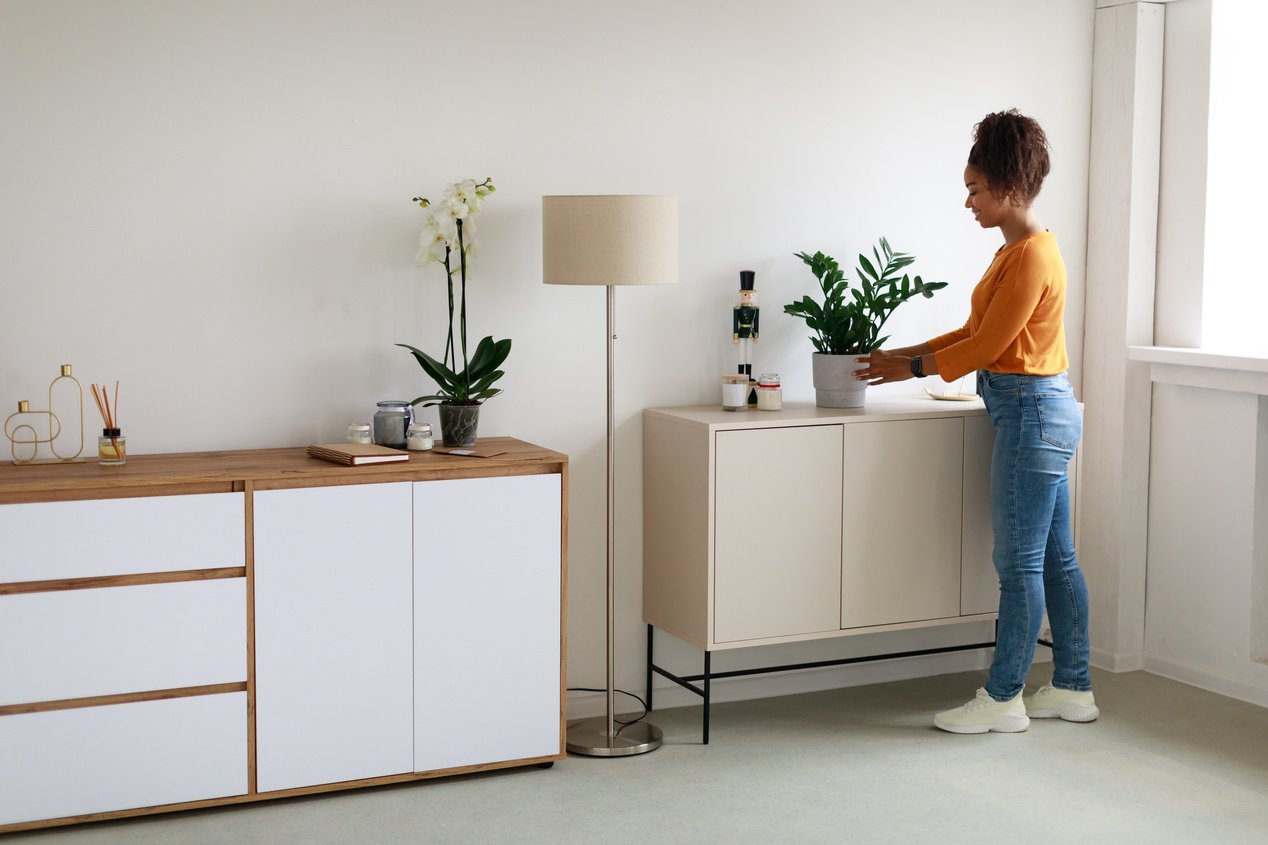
[841,418,964,628]
[961,413,999,616]
[714,425,843,643]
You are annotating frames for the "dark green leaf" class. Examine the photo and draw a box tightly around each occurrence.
[470,369,504,394]
[858,254,878,281]
[409,393,448,406]
[397,342,460,394]
[465,336,512,381]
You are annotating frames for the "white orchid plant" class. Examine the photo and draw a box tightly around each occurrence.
[398,177,511,407]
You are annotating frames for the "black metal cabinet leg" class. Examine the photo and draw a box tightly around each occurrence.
[648,625,996,746]
[646,624,655,712]
[703,650,711,745]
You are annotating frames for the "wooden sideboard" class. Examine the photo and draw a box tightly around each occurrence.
[642,399,1079,740]
[0,438,567,832]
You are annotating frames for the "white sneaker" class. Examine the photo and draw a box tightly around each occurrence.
[934,688,1029,734]
[1024,683,1100,722]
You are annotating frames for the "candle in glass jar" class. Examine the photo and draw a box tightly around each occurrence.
[756,373,782,410]
[721,374,749,411]
[407,423,434,451]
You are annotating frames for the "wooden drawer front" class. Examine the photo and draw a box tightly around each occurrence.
[0,579,246,706]
[0,692,247,826]
[0,492,244,583]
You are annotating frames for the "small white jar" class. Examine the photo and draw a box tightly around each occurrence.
[346,423,373,444]
[721,375,749,411]
[406,423,434,451]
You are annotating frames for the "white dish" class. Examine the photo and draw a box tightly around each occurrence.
[924,388,979,402]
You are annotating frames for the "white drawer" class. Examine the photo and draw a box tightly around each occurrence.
[0,579,246,706]
[0,692,247,826]
[0,492,244,583]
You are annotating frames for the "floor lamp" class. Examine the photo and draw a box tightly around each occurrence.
[542,194,678,756]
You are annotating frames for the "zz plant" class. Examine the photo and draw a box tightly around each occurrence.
[785,237,947,355]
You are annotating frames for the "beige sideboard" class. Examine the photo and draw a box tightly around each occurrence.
[642,399,1078,740]
[0,439,567,832]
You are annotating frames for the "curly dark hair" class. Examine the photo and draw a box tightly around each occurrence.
[967,109,1050,204]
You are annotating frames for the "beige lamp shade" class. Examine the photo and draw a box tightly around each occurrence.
[541,195,678,286]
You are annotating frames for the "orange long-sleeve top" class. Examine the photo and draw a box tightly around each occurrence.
[928,230,1069,382]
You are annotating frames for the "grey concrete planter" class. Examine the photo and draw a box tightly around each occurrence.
[811,353,868,408]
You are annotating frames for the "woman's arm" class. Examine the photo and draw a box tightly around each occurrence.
[881,342,933,359]
[853,344,938,385]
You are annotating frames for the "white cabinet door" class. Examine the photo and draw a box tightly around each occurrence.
[714,426,844,643]
[254,482,414,792]
[0,692,247,826]
[413,474,562,771]
[841,418,963,628]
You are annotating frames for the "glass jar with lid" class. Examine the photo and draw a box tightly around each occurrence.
[406,422,434,451]
[756,373,782,411]
[372,401,412,449]
[98,428,126,465]
[346,423,373,444]
[721,374,749,411]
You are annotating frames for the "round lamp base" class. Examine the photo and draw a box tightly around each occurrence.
[566,718,663,757]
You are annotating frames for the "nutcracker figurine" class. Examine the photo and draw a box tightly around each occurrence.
[732,270,759,404]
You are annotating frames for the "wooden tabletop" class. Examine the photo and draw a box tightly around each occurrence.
[0,437,567,504]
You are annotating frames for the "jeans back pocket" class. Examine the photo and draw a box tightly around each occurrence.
[1034,393,1081,450]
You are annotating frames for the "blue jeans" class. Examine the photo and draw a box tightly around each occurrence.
[977,370,1091,701]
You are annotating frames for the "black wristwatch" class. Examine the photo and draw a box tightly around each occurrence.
[910,355,927,378]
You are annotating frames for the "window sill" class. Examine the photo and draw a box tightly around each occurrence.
[1128,346,1268,395]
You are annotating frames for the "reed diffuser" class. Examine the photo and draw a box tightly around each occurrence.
[90,382,125,466]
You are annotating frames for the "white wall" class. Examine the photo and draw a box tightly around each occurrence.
[0,0,1095,713]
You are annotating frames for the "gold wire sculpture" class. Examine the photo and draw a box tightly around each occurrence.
[4,364,86,464]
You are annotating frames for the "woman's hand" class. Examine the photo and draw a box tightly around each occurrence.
[854,349,914,385]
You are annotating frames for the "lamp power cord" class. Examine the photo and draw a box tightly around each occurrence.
[565,687,650,728]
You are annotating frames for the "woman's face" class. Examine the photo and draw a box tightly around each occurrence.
[963,164,1009,229]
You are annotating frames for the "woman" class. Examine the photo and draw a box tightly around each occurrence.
[855,109,1098,734]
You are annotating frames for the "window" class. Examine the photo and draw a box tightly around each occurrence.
[1199,0,1268,355]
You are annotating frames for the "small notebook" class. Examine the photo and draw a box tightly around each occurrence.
[307,443,410,465]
